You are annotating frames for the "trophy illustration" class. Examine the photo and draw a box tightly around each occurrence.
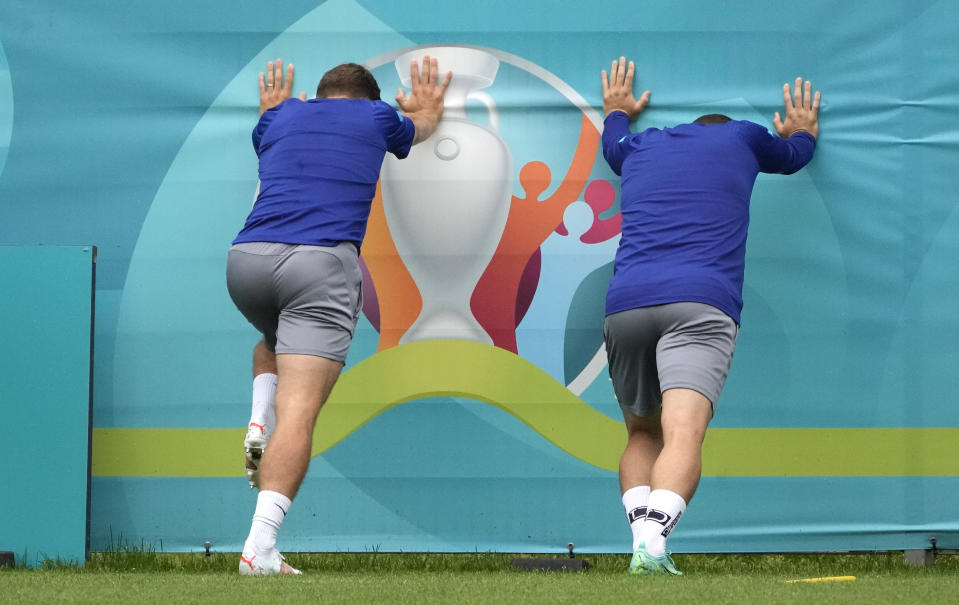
[381,47,513,344]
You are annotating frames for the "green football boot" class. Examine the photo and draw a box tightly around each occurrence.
[629,542,683,576]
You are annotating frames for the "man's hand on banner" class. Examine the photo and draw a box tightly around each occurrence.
[259,58,307,115]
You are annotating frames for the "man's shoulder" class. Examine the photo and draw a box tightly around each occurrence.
[669,120,765,133]
[726,119,769,137]
[669,120,769,146]
[304,98,402,124]
[304,99,394,130]
[730,119,765,130]
[726,120,778,148]
[366,99,403,121]
[621,126,663,142]
[303,98,376,111]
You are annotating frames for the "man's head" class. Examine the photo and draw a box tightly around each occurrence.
[693,114,732,125]
[316,63,381,100]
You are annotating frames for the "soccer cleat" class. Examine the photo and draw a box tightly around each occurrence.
[245,457,260,490]
[244,421,272,489]
[238,547,302,576]
[629,542,683,576]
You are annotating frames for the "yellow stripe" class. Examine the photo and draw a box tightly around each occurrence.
[92,428,245,477]
[91,341,959,478]
[704,427,959,477]
[92,427,959,478]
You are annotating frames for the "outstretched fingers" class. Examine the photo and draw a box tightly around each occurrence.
[781,82,793,111]
[793,76,803,109]
[274,59,284,89]
[812,90,821,112]
[606,57,630,89]
[601,56,651,121]
[409,59,420,92]
[395,87,408,109]
[419,55,433,87]
[428,56,438,86]
[636,90,651,112]
[258,58,298,114]
[437,68,452,94]
[625,60,635,88]
[283,63,294,94]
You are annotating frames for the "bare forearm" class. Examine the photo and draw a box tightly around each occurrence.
[407,108,443,145]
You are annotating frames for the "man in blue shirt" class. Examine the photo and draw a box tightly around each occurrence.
[600,57,820,575]
[227,56,450,575]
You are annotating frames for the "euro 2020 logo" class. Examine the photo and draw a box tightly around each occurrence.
[329,45,627,470]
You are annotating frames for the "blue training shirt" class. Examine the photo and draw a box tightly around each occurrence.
[233,97,415,248]
[601,111,816,323]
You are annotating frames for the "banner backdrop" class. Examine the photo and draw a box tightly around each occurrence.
[2,0,958,554]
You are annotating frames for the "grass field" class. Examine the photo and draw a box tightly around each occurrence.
[3,551,957,604]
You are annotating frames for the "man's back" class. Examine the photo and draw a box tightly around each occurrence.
[598,59,822,574]
[235,97,413,248]
[602,114,816,322]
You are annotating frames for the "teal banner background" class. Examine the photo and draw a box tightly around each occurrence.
[1,0,957,555]
[1,246,94,566]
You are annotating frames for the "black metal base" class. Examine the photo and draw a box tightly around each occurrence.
[0,552,14,568]
[511,557,591,572]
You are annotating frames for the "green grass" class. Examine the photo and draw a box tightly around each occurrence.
[3,551,957,604]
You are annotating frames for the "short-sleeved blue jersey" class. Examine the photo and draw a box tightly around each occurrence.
[601,111,816,323]
[233,97,415,248]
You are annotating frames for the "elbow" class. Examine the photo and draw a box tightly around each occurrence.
[601,150,622,176]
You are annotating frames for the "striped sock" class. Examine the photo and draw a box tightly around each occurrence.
[622,485,650,551]
[640,489,686,557]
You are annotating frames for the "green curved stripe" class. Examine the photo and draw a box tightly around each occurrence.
[91,341,959,477]
[309,340,623,468]
[92,341,621,477]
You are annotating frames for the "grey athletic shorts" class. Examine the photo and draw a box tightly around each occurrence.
[226,241,363,362]
[604,302,738,417]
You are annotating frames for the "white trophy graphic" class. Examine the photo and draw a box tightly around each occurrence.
[382,46,512,344]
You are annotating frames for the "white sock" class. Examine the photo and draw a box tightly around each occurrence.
[250,373,277,432]
[622,485,650,551]
[640,489,686,557]
[244,490,291,553]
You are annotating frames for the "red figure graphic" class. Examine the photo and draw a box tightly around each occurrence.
[470,115,601,352]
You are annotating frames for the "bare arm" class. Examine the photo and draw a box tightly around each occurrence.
[395,55,452,144]
[258,58,307,116]
[601,56,650,121]
[772,77,821,139]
